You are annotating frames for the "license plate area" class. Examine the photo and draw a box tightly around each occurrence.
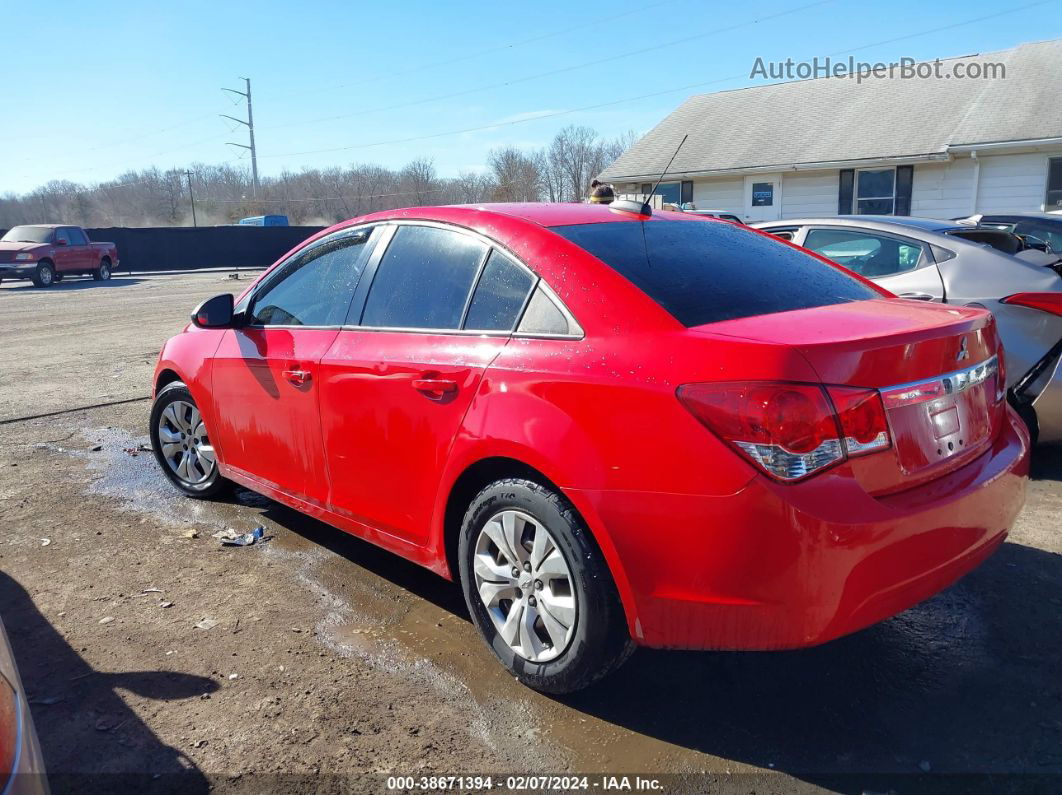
[880,357,998,475]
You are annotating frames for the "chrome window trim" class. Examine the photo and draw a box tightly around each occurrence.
[350,219,583,340]
[880,355,999,403]
[239,223,380,319]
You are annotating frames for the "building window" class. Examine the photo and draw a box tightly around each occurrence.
[751,182,774,206]
[1047,158,1062,211]
[856,168,896,215]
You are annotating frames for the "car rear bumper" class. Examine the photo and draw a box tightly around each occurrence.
[570,406,1030,650]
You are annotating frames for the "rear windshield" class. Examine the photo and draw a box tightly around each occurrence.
[551,220,880,327]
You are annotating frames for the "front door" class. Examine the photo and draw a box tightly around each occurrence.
[743,175,782,223]
[319,224,535,546]
[209,227,379,507]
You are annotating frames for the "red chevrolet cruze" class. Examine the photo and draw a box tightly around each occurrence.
[151,203,1029,692]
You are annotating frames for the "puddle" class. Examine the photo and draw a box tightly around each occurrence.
[56,425,569,770]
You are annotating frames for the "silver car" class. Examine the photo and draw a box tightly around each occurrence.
[0,616,47,795]
[752,216,1062,444]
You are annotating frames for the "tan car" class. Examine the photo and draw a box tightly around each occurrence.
[1,616,47,795]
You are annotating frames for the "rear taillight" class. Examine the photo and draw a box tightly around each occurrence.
[1001,292,1062,316]
[677,381,890,481]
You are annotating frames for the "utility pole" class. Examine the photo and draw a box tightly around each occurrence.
[221,77,259,198]
[185,170,198,227]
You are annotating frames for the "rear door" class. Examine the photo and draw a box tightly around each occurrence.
[319,223,536,546]
[800,225,945,301]
[209,227,379,506]
[65,227,92,270]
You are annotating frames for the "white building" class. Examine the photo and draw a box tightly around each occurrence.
[599,40,1062,223]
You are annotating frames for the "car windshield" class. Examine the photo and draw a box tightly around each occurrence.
[551,220,881,327]
[1,225,53,243]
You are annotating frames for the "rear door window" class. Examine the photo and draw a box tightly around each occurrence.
[803,228,925,278]
[360,225,488,330]
[66,227,88,245]
[551,220,878,327]
[463,249,535,331]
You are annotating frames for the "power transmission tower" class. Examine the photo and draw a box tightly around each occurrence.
[185,170,198,227]
[221,77,259,198]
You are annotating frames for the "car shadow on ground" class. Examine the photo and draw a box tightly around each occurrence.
[228,446,1062,789]
[559,538,1062,787]
[0,278,143,291]
[0,571,217,793]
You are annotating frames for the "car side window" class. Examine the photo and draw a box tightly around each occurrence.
[360,225,488,330]
[250,230,375,327]
[463,249,535,331]
[516,283,581,337]
[55,228,71,245]
[803,228,924,278]
[67,227,88,245]
[1014,221,1062,251]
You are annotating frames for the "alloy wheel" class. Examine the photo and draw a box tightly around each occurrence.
[473,509,576,662]
[157,400,216,484]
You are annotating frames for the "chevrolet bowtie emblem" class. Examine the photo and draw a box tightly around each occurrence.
[957,336,969,361]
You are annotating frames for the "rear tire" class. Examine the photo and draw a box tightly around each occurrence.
[93,259,112,281]
[458,478,633,693]
[31,261,55,288]
[149,381,229,498]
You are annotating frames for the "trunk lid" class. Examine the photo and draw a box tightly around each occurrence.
[692,298,1005,493]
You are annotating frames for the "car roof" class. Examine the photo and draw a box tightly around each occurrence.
[349,202,715,231]
[755,216,965,233]
[10,223,63,228]
[978,212,1062,223]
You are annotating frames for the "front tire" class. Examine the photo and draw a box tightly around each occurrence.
[149,382,228,498]
[31,261,55,288]
[458,478,633,693]
[93,259,112,281]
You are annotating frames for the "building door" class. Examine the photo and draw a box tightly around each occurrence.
[743,174,782,222]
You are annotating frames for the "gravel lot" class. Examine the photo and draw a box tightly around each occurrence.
[1,272,1060,793]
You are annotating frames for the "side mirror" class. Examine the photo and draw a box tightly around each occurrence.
[54,238,68,246]
[191,293,236,328]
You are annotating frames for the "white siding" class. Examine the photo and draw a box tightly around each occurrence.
[781,171,836,218]
[911,159,978,219]
[975,152,1055,213]
[691,178,743,212]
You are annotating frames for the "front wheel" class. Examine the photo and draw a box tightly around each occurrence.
[149,382,229,498]
[458,478,633,693]
[31,261,55,288]
[93,260,112,281]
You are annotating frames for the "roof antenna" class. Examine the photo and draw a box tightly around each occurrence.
[610,133,689,217]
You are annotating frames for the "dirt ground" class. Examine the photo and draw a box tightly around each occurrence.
[1,272,1061,794]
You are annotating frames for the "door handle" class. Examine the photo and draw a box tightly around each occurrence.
[283,369,312,386]
[412,378,458,397]
[899,292,936,301]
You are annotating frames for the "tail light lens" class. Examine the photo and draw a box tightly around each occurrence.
[1000,292,1062,317]
[677,381,890,481]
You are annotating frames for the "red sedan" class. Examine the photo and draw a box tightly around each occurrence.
[151,203,1029,692]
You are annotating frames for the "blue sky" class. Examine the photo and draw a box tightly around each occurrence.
[3,0,1060,194]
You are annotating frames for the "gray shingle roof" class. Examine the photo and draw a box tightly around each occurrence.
[600,40,1062,182]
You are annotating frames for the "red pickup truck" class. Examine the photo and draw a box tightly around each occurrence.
[0,224,119,287]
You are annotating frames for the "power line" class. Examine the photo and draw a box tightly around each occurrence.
[260,0,1056,160]
[266,0,675,103]
[260,0,832,134]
